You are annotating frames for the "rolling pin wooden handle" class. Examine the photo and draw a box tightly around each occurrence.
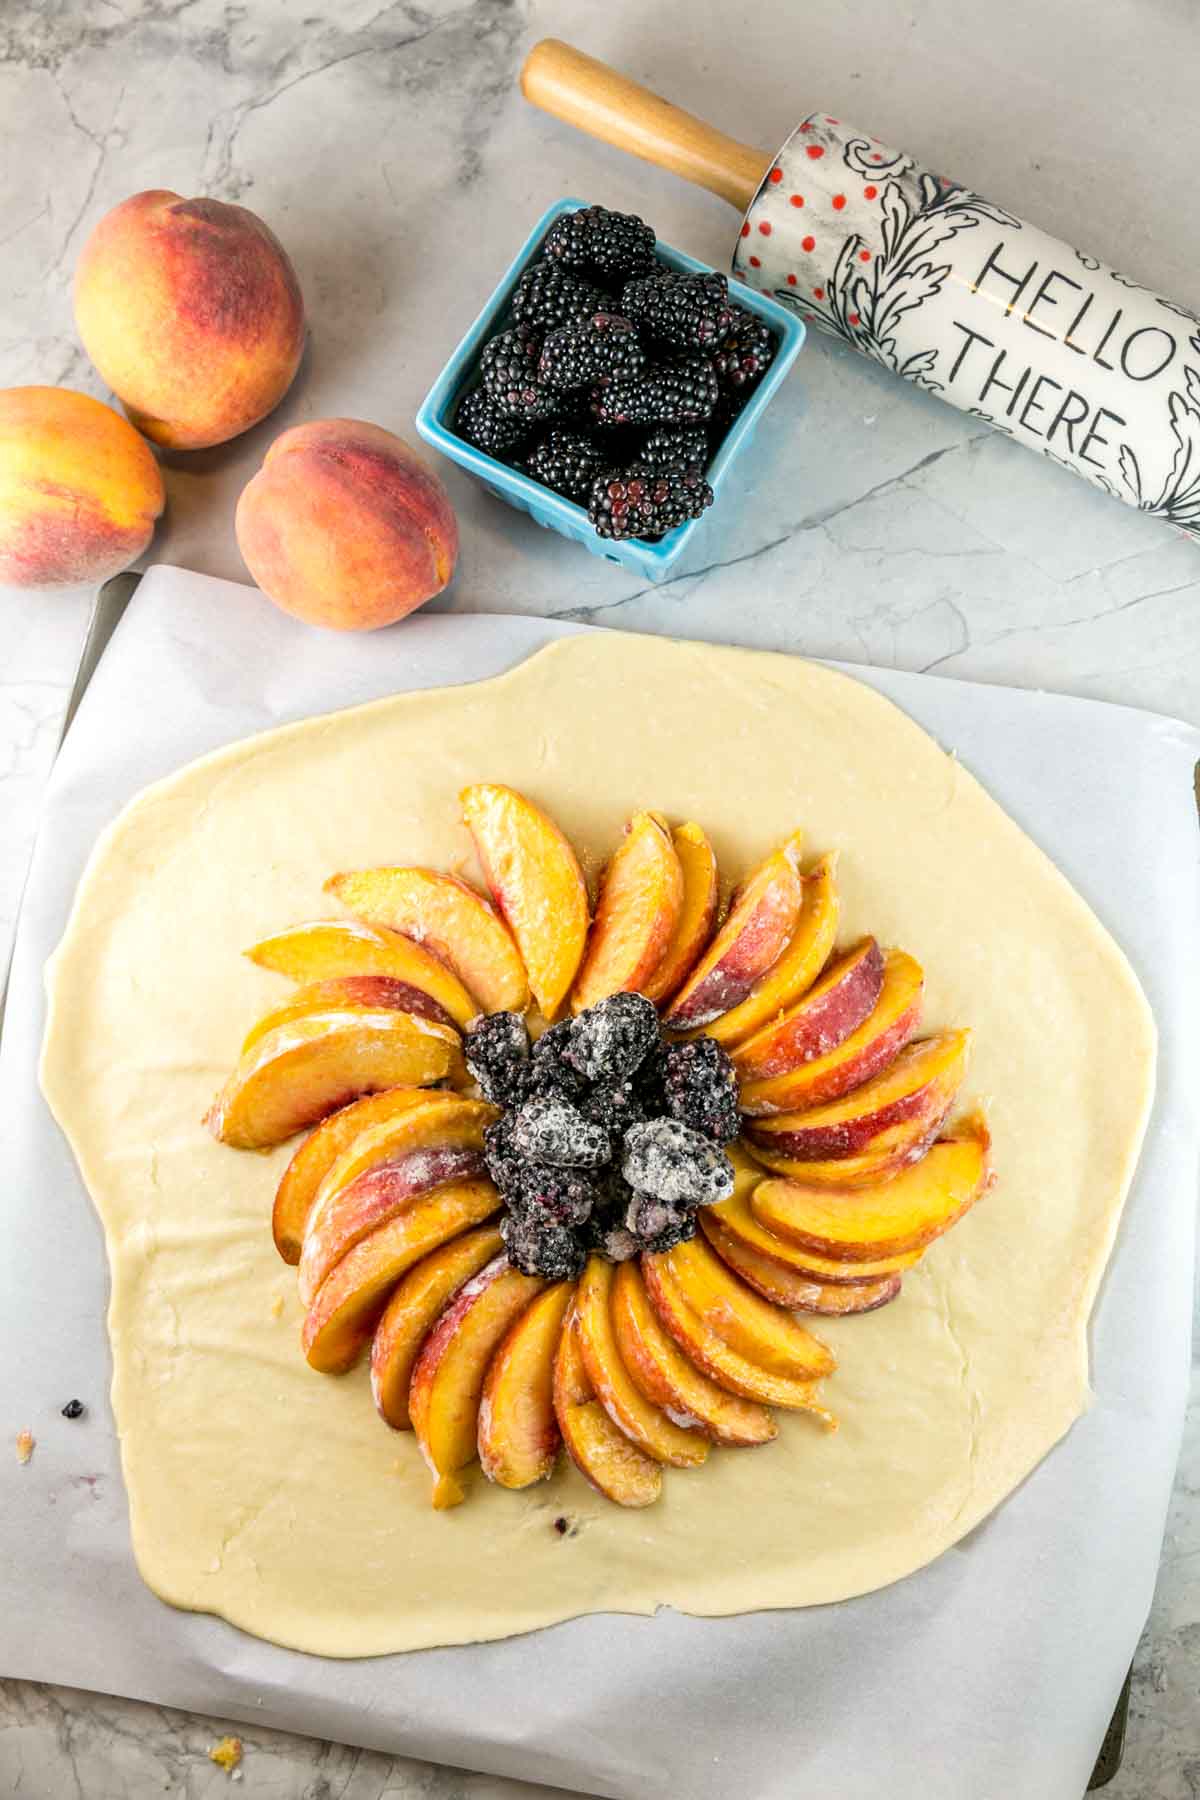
[521,39,770,215]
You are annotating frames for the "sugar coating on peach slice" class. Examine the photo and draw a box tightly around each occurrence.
[245,920,479,1028]
[298,1142,489,1308]
[204,1008,463,1151]
[739,946,923,1116]
[699,851,840,1046]
[575,1256,709,1467]
[746,1110,948,1187]
[731,937,884,1081]
[461,783,589,1022]
[301,1177,501,1375]
[408,1255,547,1509]
[746,1030,971,1161]
[710,1184,923,1283]
[664,830,805,1031]
[371,1225,504,1430]
[699,1214,903,1315]
[610,1261,777,1448]
[571,812,684,1013]
[642,822,720,1007]
[553,1309,663,1507]
[272,1087,435,1264]
[242,974,456,1054]
[660,1238,836,1382]
[478,1280,575,1488]
[297,1094,495,1305]
[640,1256,837,1422]
[326,868,529,1016]
[749,1112,992,1262]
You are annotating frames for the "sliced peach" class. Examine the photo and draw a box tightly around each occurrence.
[575,1256,708,1467]
[461,783,589,1020]
[242,974,456,1054]
[204,1009,463,1150]
[710,1182,922,1283]
[570,812,683,1012]
[699,1214,903,1314]
[664,830,805,1030]
[370,1224,504,1429]
[746,1112,946,1186]
[641,1255,836,1422]
[610,1261,777,1448]
[297,1094,495,1304]
[272,1087,434,1265]
[301,1177,501,1374]
[409,1255,546,1508]
[748,1113,992,1261]
[659,1237,836,1380]
[326,868,529,1015]
[299,1143,488,1307]
[700,850,840,1046]
[553,1308,662,1507]
[731,938,883,1081]
[745,1030,970,1159]
[245,919,479,1027]
[478,1280,575,1487]
[738,946,923,1115]
[642,822,719,1006]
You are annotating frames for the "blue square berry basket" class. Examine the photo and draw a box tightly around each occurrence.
[415,198,806,583]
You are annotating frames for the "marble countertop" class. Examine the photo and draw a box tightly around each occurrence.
[2,0,1196,1794]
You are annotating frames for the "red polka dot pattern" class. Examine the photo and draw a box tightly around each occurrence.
[758,220,772,235]
[741,221,751,237]
[769,167,783,183]
[790,193,804,207]
[864,185,878,199]
[806,145,825,159]
[832,194,846,211]
[801,234,815,252]
[749,254,761,267]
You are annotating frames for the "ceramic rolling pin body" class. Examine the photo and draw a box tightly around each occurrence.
[523,41,1200,539]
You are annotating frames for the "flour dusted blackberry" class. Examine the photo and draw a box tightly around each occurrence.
[621,1118,735,1207]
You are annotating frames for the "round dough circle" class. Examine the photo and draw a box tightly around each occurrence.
[41,634,1154,1657]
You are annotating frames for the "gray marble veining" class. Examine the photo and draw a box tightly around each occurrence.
[1,0,1197,1794]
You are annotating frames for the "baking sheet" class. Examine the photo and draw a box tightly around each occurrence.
[2,565,1197,1800]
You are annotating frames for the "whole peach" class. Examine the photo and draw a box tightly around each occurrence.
[73,190,305,450]
[235,419,459,630]
[0,386,165,589]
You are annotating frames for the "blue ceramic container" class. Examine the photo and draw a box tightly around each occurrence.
[415,198,806,583]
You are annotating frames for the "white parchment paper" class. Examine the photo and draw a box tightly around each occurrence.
[2,566,1197,1800]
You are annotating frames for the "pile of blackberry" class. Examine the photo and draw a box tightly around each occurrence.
[452,205,778,544]
[464,993,742,1281]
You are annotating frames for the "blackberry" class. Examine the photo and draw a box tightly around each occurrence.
[588,460,715,542]
[622,1118,735,1207]
[480,326,559,422]
[529,1018,587,1098]
[501,1213,587,1282]
[455,389,530,459]
[511,261,607,331]
[61,1399,86,1420]
[538,313,646,391]
[543,205,657,284]
[565,992,659,1085]
[505,1160,596,1227]
[585,1168,641,1262]
[625,1192,699,1254]
[465,1011,531,1105]
[713,306,777,393]
[663,1037,741,1144]
[640,425,709,469]
[520,428,608,504]
[483,1112,523,1194]
[579,1078,646,1137]
[621,269,735,351]
[510,1096,611,1168]
[591,356,719,428]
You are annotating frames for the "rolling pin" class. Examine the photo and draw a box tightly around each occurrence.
[522,40,1200,540]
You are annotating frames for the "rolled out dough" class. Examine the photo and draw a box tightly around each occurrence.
[41,633,1155,1657]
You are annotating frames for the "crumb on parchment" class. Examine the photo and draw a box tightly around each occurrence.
[270,1294,285,1320]
[209,1735,243,1773]
[15,1430,34,1465]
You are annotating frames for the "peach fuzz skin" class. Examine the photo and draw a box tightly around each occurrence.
[0,386,164,589]
[236,419,459,630]
[73,190,305,450]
